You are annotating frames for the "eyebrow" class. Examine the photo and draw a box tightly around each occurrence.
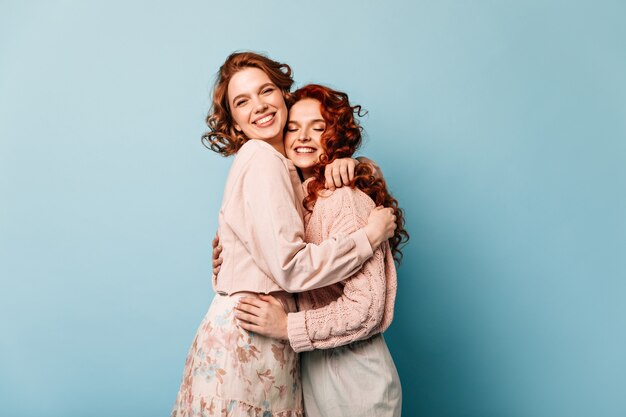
[231,82,276,106]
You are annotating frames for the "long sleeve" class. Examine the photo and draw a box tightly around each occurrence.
[287,248,388,352]
[286,188,396,353]
[221,142,373,293]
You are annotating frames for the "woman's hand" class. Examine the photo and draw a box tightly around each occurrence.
[235,295,289,340]
[324,158,358,190]
[363,206,397,250]
[212,233,223,278]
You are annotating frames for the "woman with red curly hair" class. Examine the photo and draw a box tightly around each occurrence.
[235,84,407,417]
[170,53,397,417]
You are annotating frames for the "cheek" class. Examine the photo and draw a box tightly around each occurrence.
[313,136,325,160]
[283,132,296,145]
[273,94,288,115]
[284,149,297,161]
[284,142,298,160]
[231,109,247,129]
[311,134,324,149]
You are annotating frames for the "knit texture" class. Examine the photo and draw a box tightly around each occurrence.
[287,186,397,352]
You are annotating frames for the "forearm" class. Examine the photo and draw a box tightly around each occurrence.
[231,152,374,292]
[286,253,386,352]
[268,229,373,292]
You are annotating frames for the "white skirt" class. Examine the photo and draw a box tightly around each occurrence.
[301,334,401,417]
[171,292,303,417]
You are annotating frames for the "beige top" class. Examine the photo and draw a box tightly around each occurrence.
[286,186,397,352]
[213,139,374,295]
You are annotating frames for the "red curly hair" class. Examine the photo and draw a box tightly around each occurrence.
[202,51,294,156]
[295,84,409,263]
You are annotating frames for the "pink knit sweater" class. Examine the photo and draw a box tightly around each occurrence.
[286,186,398,352]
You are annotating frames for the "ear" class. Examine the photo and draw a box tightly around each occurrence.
[234,123,242,132]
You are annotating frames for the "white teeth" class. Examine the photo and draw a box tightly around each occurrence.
[295,147,315,153]
[255,114,273,124]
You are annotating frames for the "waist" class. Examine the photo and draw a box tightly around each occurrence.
[213,270,287,295]
[214,290,296,313]
[215,289,291,298]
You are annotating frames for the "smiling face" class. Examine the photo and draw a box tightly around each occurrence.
[284,98,326,179]
[227,67,288,153]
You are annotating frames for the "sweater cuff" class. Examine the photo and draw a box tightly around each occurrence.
[348,228,374,262]
[287,312,314,353]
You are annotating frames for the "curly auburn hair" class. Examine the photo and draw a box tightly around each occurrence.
[202,52,294,156]
[296,84,409,263]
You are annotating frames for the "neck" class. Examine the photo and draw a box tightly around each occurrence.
[263,134,285,156]
[300,168,314,180]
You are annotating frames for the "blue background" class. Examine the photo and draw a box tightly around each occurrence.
[1,1,625,416]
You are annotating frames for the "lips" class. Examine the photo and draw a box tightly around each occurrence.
[294,146,317,154]
[253,113,275,126]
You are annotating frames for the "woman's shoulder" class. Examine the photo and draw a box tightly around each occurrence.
[234,140,287,172]
[316,186,376,213]
[237,139,281,160]
[311,186,375,234]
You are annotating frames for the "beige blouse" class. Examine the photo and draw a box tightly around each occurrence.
[213,139,374,295]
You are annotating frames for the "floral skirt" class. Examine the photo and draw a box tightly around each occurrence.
[171,292,303,417]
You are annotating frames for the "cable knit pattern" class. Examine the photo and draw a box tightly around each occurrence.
[287,186,397,352]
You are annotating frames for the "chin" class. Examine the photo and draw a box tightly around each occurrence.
[258,130,282,141]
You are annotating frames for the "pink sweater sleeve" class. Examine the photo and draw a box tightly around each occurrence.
[287,188,394,352]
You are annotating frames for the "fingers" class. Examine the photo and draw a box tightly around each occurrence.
[373,206,397,238]
[211,234,223,276]
[212,251,222,275]
[238,294,267,308]
[332,169,342,189]
[258,294,289,312]
[338,159,357,186]
[237,320,261,333]
[235,298,273,329]
[235,301,261,315]
[347,161,355,182]
[258,294,281,306]
[325,159,359,189]
[235,298,264,314]
[235,311,261,325]
[324,164,335,190]
[339,163,349,185]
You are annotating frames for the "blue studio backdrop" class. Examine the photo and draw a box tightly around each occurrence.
[1,1,625,416]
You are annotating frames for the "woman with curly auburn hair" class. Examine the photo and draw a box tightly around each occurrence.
[234,84,407,417]
[170,53,397,417]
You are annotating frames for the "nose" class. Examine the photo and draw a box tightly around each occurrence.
[298,128,311,142]
[253,97,268,113]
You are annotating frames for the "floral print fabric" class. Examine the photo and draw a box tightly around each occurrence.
[171,293,303,417]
